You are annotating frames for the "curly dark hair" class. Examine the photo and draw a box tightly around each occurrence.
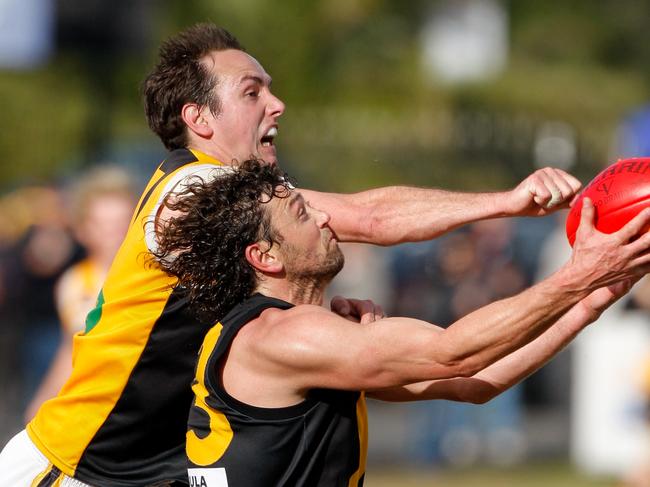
[143,23,244,151]
[153,159,291,323]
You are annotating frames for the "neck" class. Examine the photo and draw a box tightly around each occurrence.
[186,141,236,167]
[254,275,330,306]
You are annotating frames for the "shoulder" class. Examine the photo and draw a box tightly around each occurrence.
[159,163,232,201]
[144,163,233,254]
[240,304,350,356]
[253,304,337,332]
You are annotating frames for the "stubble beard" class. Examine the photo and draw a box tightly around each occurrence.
[283,243,345,296]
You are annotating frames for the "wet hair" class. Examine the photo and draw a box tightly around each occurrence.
[143,23,245,151]
[153,159,291,323]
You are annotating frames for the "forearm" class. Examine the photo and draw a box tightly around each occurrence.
[472,278,640,401]
[436,266,589,378]
[462,300,595,402]
[370,280,633,403]
[359,266,591,393]
[302,186,513,245]
[368,298,595,403]
[301,167,581,245]
[418,207,649,387]
[358,186,512,244]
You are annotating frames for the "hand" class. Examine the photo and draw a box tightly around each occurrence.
[578,277,639,320]
[567,198,650,291]
[507,167,582,216]
[330,296,385,324]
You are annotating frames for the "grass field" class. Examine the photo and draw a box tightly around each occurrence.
[365,463,619,487]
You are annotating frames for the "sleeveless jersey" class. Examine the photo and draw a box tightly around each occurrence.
[186,293,368,487]
[27,148,227,486]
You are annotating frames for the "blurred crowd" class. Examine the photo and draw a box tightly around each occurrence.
[0,165,136,439]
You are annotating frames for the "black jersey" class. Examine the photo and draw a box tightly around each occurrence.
[187,293,368,487]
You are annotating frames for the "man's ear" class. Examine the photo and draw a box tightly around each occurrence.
[181,103,213,139]
[245,242,284,275]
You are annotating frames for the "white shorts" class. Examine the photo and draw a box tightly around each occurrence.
[0,430,92,487]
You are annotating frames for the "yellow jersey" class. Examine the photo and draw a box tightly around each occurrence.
[28,148,227,486]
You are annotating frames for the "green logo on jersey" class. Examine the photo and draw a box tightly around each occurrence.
[85,290,105,333]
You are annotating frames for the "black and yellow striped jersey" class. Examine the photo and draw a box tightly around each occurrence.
[187,293,368,487]
[27,148,227,486]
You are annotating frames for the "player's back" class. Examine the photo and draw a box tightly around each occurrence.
[27,148,223,486]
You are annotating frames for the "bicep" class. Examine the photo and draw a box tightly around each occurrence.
[255,308,461,392]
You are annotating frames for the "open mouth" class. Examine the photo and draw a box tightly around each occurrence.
[261,127,277,148]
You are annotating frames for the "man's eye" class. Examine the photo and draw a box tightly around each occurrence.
[245,91,258,98]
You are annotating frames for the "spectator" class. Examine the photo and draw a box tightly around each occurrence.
[24,166,136,421]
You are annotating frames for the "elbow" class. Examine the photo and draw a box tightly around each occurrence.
[456,380,501,405]
[436,346,485,380]
[433,332,497,379]
[465,389,497,405]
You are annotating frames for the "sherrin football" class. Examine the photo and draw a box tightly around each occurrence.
[566,157,650,246]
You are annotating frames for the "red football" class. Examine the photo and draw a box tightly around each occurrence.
[566,157,650,246]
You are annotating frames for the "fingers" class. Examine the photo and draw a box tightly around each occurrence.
[575,198,596,238]
[359,302,385,325]
[556,168,583,194]
[330,295,350,317]
[330,296,385,324]
[575,203,650,248]
[627,243,650,269]
[616,208,650,243]
[528,167,582,209]
[628,230,650,257]
[570,200,650,291]
[604,231,650,280]
[349,298,384,324]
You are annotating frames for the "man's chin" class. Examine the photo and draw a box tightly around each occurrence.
[325,250,345,280]
[288,251,344,285]
[258,148,278,165]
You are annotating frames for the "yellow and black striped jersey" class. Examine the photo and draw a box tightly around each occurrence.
[187,293,368,487]
[27,148,226,486]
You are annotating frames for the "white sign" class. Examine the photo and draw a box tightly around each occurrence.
[188,468,229,487]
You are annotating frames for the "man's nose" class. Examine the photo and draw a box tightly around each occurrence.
[267,92,285,118]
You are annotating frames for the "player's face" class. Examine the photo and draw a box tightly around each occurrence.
[201,49,285,165]
[269,191,344,281]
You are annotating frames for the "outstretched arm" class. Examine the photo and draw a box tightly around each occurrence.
[243,202,650,396]
[300,167,581,244]
[367,279,637,403]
